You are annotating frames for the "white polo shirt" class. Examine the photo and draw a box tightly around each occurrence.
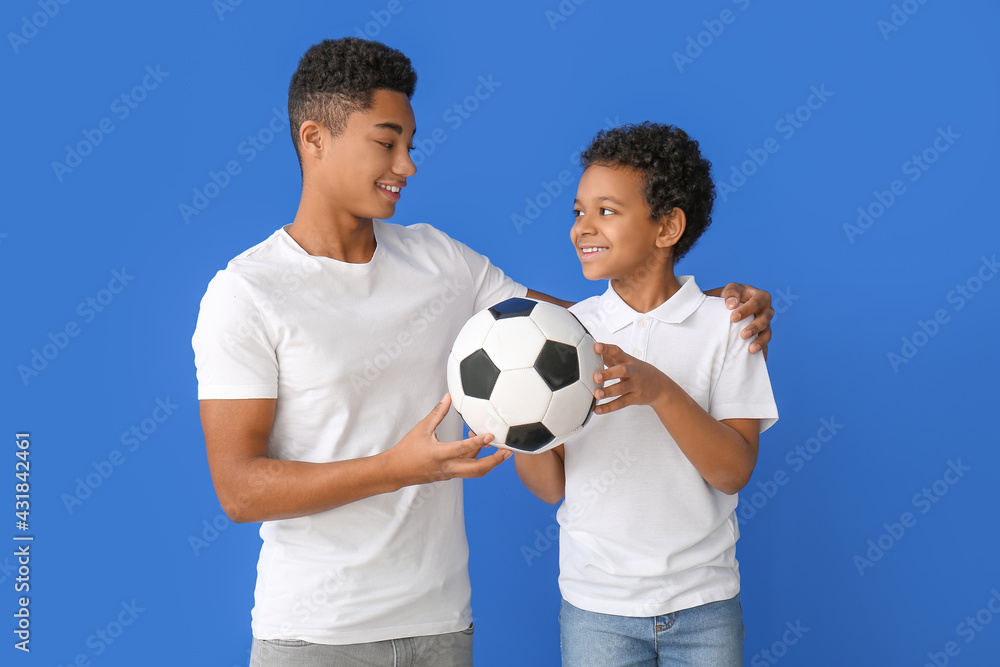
[558,275,778,617]
[192,220,526,644]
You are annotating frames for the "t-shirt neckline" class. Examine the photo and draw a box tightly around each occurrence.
[278,220,382,272]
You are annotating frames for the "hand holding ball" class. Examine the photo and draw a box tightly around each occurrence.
[447,298,603,454]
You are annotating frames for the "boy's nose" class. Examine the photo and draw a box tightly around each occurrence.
[570,218,592,245]
[572,213,593,236]
[395,152,417,177]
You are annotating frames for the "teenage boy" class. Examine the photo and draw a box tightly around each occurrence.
[192,38,774,667]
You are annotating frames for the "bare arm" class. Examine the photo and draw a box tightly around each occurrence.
[201,394,510,523]
[593,343,759,495]
[525,288,575,309]
[528,284,773,357]
[513,445,566,504]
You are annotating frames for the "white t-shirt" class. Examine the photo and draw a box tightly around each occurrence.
[192,220,526,644]
[558,275,778,617]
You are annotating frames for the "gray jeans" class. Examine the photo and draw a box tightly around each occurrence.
[249,625,474,667]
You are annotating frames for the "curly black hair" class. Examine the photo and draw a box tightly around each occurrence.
[581,122,715,262]
[288,37,417,167]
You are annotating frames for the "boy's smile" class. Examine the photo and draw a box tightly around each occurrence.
[579,245,609,260]
[307,89,417,223]
[289,89,418,262]
[571,164,685,312]
[572,165,667,282]
[376,181,404,202]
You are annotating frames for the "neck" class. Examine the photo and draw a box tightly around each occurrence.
[287,189,377,263]
[611,261,682,313]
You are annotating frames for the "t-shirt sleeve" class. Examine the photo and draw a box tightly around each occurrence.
[192,270,279,400]
[709,314,778,433]
[450,236,528,312]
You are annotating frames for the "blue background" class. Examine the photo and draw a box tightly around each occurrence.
[3,0,999,665]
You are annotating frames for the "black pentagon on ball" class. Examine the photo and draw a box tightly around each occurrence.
[580,396,597,429]
[506,422,555,452]
[488,297,537,320]
[459,349,500,400]
[534,340,580,391]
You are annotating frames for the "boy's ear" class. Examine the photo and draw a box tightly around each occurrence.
[299,120,325,159]
[655,207,686,249]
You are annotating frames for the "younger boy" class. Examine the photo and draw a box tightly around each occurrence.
[515,123,779,666]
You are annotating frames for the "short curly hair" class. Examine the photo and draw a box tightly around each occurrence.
[580,122,715,262]
[288,37,417,168]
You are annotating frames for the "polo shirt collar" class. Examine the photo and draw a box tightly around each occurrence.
[597,275,706,332]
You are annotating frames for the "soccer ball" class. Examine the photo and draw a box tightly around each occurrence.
[447,297,603,454]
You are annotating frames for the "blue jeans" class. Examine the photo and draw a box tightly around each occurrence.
[249,625,473,667]
[559,594,744,666]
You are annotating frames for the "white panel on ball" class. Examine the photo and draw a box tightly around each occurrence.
[459,396,510,444]
[542,381,596,438]
[528,301,586,347]
[490,369,553,425]
[577,333,604,393]
[482,317,547,370]
[446,354,464,414]
[450,309,496,360]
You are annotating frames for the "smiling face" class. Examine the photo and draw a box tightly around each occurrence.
[301,88,417,222]
[571,164,682,283]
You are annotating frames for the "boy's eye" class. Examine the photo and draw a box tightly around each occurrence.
[599,207,614,216]
[379,142,415,152]
[573,209,583,218]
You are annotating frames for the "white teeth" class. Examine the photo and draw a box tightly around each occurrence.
[378,184,401,193]
[581,247,607,254]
